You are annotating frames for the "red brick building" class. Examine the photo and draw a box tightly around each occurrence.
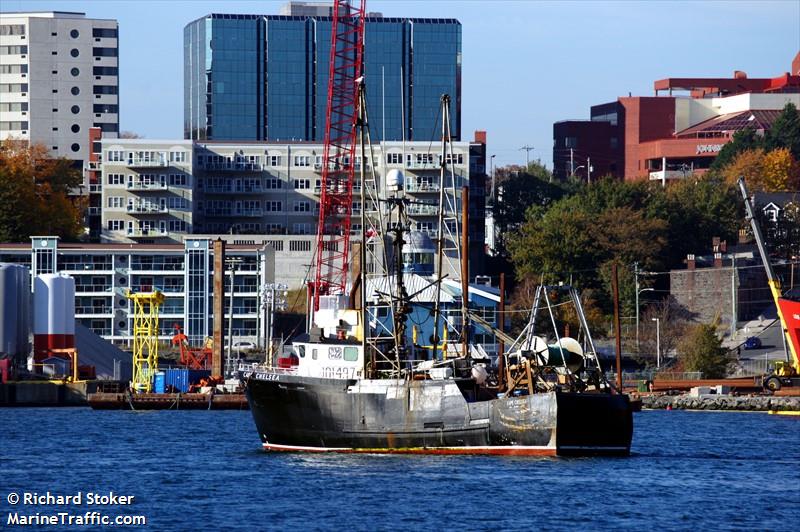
[553,52,800,182]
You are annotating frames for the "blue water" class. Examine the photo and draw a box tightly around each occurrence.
[1,408,799,531]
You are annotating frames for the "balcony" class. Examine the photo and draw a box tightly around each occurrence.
[406,160,439,170]
[127,228,168,238]
[75,284,113,293]
[200,162,262,172]
[127,181,167,191]
[407,203,439,216]
[203,208,263,218]
[127,203,168,214]
[405,181,440,193]
[649,169,691,181]
[126,158,168,168]
[75,306,112,315]
[204,184,264,194]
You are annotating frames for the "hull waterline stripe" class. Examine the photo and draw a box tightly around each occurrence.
[262,442,557,455]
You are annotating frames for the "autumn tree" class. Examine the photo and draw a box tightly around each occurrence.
[762,147,800,191]
[0,140,84,242]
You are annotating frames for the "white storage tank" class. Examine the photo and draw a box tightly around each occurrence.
[0,263,31,364]
[33,273,75,366]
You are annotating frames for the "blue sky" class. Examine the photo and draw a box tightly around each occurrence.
[6,0,799,169]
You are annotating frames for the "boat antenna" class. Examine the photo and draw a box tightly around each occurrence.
[432,94,450,360]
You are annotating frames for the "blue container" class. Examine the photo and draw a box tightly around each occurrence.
[153,372,166,394]
[164,368,210,393]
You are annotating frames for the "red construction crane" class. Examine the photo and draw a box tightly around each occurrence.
[311,0,367,313]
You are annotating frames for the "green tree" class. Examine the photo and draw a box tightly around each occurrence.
[710,128,763,172]
[677,321,733,378]
[0,140,84,242]
[764,102,800,160]
[646,176,741,269]
[492,161,573,257]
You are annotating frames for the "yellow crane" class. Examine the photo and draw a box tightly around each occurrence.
[126,289,165,393]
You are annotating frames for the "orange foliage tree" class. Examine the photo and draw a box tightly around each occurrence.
[0,139,84,242]
[762,147,800,191]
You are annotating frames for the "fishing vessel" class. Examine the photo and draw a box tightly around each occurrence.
[242,0,632,456]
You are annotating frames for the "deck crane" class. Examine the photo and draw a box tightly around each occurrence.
[738,177,800,391]
[311,0,367,319]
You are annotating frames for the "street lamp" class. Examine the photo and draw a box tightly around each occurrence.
[636,287,655,350]
[651,317,661,368]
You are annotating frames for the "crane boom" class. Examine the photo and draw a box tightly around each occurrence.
[312,0,367,314]
[737,177,800,375]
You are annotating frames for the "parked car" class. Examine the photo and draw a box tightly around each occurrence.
[743,336,762,350]
[233,341,257,353]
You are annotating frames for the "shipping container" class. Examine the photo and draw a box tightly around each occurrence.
[164,368,211,393]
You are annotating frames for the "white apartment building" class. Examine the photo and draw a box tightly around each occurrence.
[0,11,118,165]
[99,138,487,288]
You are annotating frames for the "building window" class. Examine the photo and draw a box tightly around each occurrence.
[93,66,118,76]
[107,173,124,185]
[168,174,187,186]
[107,196,123,208]
[0,83,28,93]
[289,240,311,252]
[264,179,282,190]
[0,25,26,36]
[265,223,284,234]
[267,155,281,167]
[565,137,578,148]
[0,45,28,54]
[107,219,124,231]
[70,67,79,76]
[92,47,117,57]
[294,179,310,190]
[71,105,80,114]
[70,48,79,58]
[0,121,29,131]
[93,85,117,95]
[169,151,187,163]
[293,155,310,167]
[265,201,282,212]
[70,29,79,39]
[0,64,27,74]
[610,137,619,150]
[169,220,187,232]
[0,102,28,112]
[71,143,80,152]
[292,223,312,235]
[168,197,187,210]
[106,150,124,162]
[93,28,118,38]
[294,201,310,212]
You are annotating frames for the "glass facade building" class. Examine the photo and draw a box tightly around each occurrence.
[184,14,461,142]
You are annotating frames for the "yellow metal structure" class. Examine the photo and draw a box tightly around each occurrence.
[126,289,165,393]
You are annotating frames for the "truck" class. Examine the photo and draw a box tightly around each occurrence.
[738,177,800,391]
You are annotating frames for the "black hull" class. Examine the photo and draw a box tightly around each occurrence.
[245,373,632,456]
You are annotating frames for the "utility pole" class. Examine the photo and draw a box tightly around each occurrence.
[731,255,737,338]
[634,262,640,350]
[587,156,592,185]
[570,148,574,176]
[519,145,534,168]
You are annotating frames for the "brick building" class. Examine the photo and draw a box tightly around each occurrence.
[553,52,800,182]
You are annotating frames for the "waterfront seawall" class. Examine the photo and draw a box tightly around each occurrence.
[640,394,800,411]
